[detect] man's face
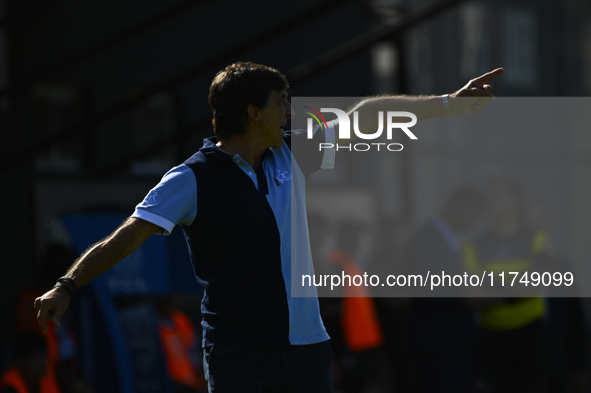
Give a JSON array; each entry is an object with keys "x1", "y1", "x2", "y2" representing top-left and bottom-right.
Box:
[
  {"x1": 487, "y1": 183, "x2": 519, "y2": 219},
  {"x1": 258, "y1": 89, "x2": 292, "y2": 148},
  {"x1": 457, "y1": 207, "x2": 485, "y2": 233}
]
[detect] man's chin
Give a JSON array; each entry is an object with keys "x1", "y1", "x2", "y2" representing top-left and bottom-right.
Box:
[
  {"x1": 275, "y1": 130, "x2": 285, "y2": 147},
  {"x1": 273, "y1": 139, "x2": 284, "y2": 148}
]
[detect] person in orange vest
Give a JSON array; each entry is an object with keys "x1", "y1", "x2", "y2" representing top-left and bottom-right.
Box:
[
  {"x1": 155, "y1": 297, "x2": 206, "y2": 393},
  {"x1": 0, "y1": 332, "x2": 61, "y2": 393},
  {"x1": 329, "y1": 219, "x2": 391, "y2": 393}
]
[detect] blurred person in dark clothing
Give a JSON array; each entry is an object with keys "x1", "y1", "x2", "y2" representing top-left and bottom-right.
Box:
[
  {"x1": 0, "y1": 332, "x2": 60, "y2": 393},
  {"x1": 15, "y1": 246, "x2": 91, "y2": 393},
  {"x1": 463, "y1": 178, "x2": 550, "y2": 393},
  {"x1": 409, "y1": 187, "x2": 487, "y2": 393},
  {"x1": 370, "y1": 216, "x2": 419, "y2": 393},
  {"x1": 17, "y1": 245, "x2": 76, "y2": 349}
]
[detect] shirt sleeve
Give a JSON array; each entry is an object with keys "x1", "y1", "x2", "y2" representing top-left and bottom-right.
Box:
[
  {"x1": 131, "y1": 164, "x2": 197, "y2": 235},
  {"x1": 287, "y1": 120, "x2": 336, "y2": 178}
]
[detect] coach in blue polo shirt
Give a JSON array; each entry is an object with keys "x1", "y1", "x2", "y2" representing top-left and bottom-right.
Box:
[{"x1": 35, "y1": 62, "x2": 503, "y2": 393}]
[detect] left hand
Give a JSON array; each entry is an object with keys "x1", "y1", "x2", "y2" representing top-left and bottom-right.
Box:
[
  {"x1": 34, "y1": 287, "x2": 71, "y2": 334},
  {"x1": 450, "y1": 67, "x2": 504, "y2": 114}
]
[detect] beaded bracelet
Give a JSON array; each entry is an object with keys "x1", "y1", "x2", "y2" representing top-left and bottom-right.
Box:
[
  {"x1": 54, "y1": 282, "x2": 74, "y2": 297},
  {"x1": 56, "y1": 276, "x2": 78, "y2": 297}
]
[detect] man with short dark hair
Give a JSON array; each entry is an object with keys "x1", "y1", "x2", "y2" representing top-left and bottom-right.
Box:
[
  {"x1": 209, "y1": 62, "x2": 290, "y2": 141},
  {"x1": 35, "y1": 62, "x2": 503, "y2": 392}
]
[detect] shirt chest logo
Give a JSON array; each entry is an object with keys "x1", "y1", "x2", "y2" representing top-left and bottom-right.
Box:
[{"x1": 274, "y1": 170, "x2": 291, "y2": 184}]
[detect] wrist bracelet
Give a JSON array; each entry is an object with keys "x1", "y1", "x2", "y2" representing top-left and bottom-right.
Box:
[
  {"x1": 57, "y1": 277, "x2": 78, "y2": 296},
  {"x1": 442, "y1": 94, "x2": 452, "y2": 116},
  {"x1": 54, "y1": 283, "x2": 74, "y2": 297}
]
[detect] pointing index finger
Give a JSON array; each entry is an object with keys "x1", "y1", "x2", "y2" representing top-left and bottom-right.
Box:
[{"x1": 472, "y1": 68, "x2": 504, "y2": 85}]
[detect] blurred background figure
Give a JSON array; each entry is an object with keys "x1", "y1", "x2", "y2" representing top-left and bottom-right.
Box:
[
  {"x1": 154, "y1": 296, "x2": 206, "y2": 393},
  {"x1": 13, "y1": 245, "x2": 91, "y2": 393},
  {"x1": 308, "y1": 212, "x2": 336, "y2": 286},
  {"x1": 329, "y1": 219, "x2": 391, "y2": 393},
  {"x1": 409, "y1": 186, "x2": 487, "y2": 393},
  {"x1": 369, "y1": 216, "x2": 418, "y2": 393},
  {"x1": 307, "y1": 212, "x2": 346, "y2": 392},
  {"x1": 463, "y1": 178, "x2": 550, "y2": 393},
  {"x1": 0, "y1": 331, "x2": 59, "y2": 393}
]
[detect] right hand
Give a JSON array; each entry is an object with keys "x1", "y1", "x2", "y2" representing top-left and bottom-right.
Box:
[
  {"x1": 34, "y1": 287, "x2": 71, "y2": 334},
  {"x1": 451, "y1": 67, "x2": 504, "y2": 114}
]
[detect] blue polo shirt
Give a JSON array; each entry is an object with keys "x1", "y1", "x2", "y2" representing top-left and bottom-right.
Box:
[{"x1": 133, "y1": 125, "x2": 335, "y2": 347}]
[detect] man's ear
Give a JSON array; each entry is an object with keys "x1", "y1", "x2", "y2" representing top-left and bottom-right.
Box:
[{"x1": 247, "y1": 104, "x2": 260, "y2": 126}]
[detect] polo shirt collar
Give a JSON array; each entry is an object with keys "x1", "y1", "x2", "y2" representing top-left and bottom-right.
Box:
[
  {"x1": 200, "y1": 136, "x2": 232, "y2": 160},
  {"x1": 200, "y1": 136, "x2": 275, "y2": 161}
]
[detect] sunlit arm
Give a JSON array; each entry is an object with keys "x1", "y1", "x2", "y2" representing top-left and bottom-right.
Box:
[
  {"x1": 65, "y1": 217, "x2": 159, "y2": 287},
  {"x1": 34, "y1": 217, "x2": 159, "y2": 333},
  {"x1": 337, "y1": 67, "x2": 504, "y2": 144}
]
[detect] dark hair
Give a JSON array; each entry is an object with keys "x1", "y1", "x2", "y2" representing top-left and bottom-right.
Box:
[
  {"x1": 443, "y1": 186, "x2": 486, "y2": 217},
  {"x1": 209, "y1": 62, "x2": 289, "y2": 140},
  {"x1": 489, "y1": 177, "x2": 524, "y2": 204},
  {"x1": 488, "y1": 176, "x2": 526, "y2": 219},
  {"x1": 441, "y1": 186, "x2": 487, "y2": 232},
  {"x1": 14, "y1": 332, "x2": 47, "y2": 360}
]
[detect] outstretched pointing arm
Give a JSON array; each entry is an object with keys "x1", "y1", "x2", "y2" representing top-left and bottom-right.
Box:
[
  {"x1": 34, "y1": 217, "x2": 159, "y2": 333},
  {"x1": 338, "y1": 67, "x2": 504, "y2": 143}
]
